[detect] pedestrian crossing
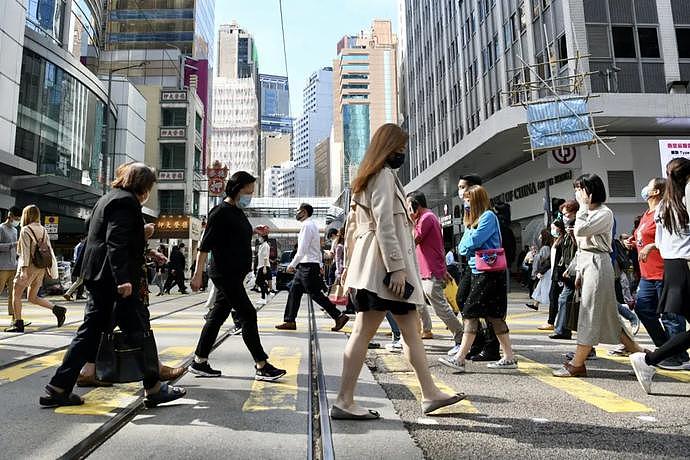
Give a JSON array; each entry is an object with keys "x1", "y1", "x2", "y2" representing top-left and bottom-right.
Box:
[{"x1": 242, "y1": 346, "x2": 302, "y2": 412}]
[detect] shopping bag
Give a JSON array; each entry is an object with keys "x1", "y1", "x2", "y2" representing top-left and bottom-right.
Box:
[
  {"x1": 444, "y1": 279, "x2": 460, "y2": 314},
  {"x1": 96, "y1": 329, "x2": 159, "y2": 383},
  {"x1": 328, "y1": 282, "x2": 349, "y2": 305}
]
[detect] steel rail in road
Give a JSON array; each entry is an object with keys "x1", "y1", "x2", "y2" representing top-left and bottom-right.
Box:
[{"x1": 307, "y1": 295, "x2": 336, "y2": 460}]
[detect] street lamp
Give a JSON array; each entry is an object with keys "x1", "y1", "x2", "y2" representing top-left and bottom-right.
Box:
[{"x1": 102, "y1": 61, "x2": 148, "y2": 194}]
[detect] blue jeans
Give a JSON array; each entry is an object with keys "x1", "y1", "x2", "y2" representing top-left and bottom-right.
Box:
[
  {"x1": 635, "y1": 279, "x2": 668, "y2": 347},
  {"x1": 617, "y1": 303, "x2": 637, "y2": 322},
  {"x1": 386, "y1": 312, "x2": 400, "y2": 342},
  {"x1": 554, "y1": 285, "x2": 573, "y2": 336},
  {"x1": 662, "y1": 312, "x2": 689, "y2": 362}
]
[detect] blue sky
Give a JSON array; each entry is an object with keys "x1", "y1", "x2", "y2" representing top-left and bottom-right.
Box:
[{"x1": 214, "y1": 0, "x2": 398, "y2": 117}]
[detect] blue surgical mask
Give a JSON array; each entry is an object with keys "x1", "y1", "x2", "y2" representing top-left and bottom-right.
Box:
[
  {"x1": 11, "y1": 220, "x2": 19, "y2": 228},
  {"x1": 641, "y1": 186, "x2": 650, "y2": 201},
  {"x1": 237, "y1": 194, "x2": 252, "y2": 208},
  {"x1": 551, "y1": 230, "x2": 560, "y2": 238}
]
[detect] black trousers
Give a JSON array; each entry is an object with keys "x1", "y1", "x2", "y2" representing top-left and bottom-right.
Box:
[
  {"x1": 548, "y1": 279, "x2": 563, "y2": 325},
  {"x1": 50, "y1": 279, "x2": 159, "y2": 392},
  {"x1": 164, "y1": 268, "x2": 186, "y2": 293},
  {"x1": 195, "y1": 275, "x2": 268, "y2": 363},
  {"x1": 284, "y1": 263, "x2": 342, "y2": 322},
  {"x1": 255, "y1": 267, "x2": 270, "y2": 299}
]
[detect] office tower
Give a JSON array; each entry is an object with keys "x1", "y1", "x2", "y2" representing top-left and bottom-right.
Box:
[{"x1": 332, "y1": 20, "x2": 398, "y2": 191}]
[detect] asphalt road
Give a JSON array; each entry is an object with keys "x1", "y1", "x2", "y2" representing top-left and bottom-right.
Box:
[{"x1": 1, "y1": 287, "x2": 688, "y2": 459}]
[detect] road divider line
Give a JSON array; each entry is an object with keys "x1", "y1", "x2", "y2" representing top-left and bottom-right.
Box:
[
  {"x1": 594, "y1": 348, "x2": 690, "y2": 383},
  {"x1": 243, "y1": 346, "x2": 301, "y2": 412},
  {"x1": 57, "y1": 347, "x2": 192, "y2": 416},
  {"x1": 0, "y1": 350, "x2": 66, "y2": 386},
  {"x1": 517, "y1": 356, "x2": 653, "y2": 413}
]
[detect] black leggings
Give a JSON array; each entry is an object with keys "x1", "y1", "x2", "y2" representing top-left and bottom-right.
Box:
[
  {"x1": 195, "y1": 275, "x2": 268, "y2": 363},
  {"x1": 646, "y1": 331, "x2": 690, "y2": 366}
]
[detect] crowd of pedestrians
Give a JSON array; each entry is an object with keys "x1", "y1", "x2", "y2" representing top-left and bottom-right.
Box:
[{"x1": 0, "y1": 124, "x2": 684, "y2": 415}]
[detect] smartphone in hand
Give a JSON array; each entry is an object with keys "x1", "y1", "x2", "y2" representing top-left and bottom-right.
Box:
[{"x1": 383, "y1": 272, "x2": 415, "y2": 300}]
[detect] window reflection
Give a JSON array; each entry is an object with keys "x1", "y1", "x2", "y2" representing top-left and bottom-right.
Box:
[
  {"x1": 26, "y1": 0, "x2": 66, "y2": 46},
  {"x1": 15, "y1": 49, "x2": 110, "y2": 191}
]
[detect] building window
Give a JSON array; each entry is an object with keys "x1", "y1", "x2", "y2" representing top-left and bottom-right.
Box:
[
  {"x1": 15, "y1": 48, "x2": 106, "y2": 189},
  {"x1": 194, "y1": 146, "x2": 201, "y2": 172},
  {"x1": 558, "y1": 35, "x2": 568, "y2": 65},
  {"x1": 159, "y1": 190, "x2": 185, "y2": 215},
  {"x1": 638, "y1": 28, "x2": 660, "y2": 58},
  {"x1": 160, "y1": 143, "x2": 186, "y2": 170},
  {"x1": 162, "y1": 108, "x2": 187, "y2": 126},
  {"x1": 678, "y1": 29, "x2": 690, "y2": 58},
  {"x1": 26, "y1": 0, "x2": 66, "y2": 46},
  {"x1": 195, "y1": 113, "x2": 202, "y2": 134},
  {"x1": 612, "y1": 27, "x2": 636, "y2": 58}
]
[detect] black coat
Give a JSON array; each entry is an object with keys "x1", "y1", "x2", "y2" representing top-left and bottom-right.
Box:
[
  {"x1": 81, "y1": 188, "x2": 145, "y2": 287},
  {"x1": 169, "y1": 248, "x2": 185, "y2": 271}
]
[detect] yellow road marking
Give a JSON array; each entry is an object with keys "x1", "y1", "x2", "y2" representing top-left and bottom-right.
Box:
[
  {"x1": 243, "y1": 346, "x2": 301, "y2": 412},
  {"x1": 517, "y1": 356, "x2": 653, "y2": 413},
  {"x1": 57, "y1": 347, "x2": 192, "y2": 415},
  {"x1": 377, "y1": 352, "x2": 478, "y2": 414},
  {"x1": 594, "y1": 348, "x2": 690, "y2": 383},
  {"x1": 0, "y1": 350, "x2": 66, "y2": 386}
]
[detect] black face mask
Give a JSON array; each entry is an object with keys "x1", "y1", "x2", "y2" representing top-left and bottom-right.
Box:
[
  {"x1": 386, "y1": 152, "x2": 406, "y2": 169},
  {"x1": 295, "y1": 211, "x2": 304, "y2": 221}
]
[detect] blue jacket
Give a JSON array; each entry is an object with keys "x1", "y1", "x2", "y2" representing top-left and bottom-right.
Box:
[{"x1": 458, "y1": 211, "x2": 502, "y2": 274}]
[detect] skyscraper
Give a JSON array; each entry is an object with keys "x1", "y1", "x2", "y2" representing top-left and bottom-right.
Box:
[
  {"x1": 212, "y1": 22, "x2": 260, "y2": 178},
  {"x1": 291, "y1": 67, "x2": 334, "y2": 196},
  {"x1": 332, "y1": 20, "x2": 398, "y2": 191},
  {"x1": 260, "y1": 74, "x2": 292, "y2": 133}
]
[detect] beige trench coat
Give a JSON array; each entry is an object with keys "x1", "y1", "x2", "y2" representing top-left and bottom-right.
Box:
[{"x1": 343, "y1": 167, "x2": 425, "y2": 306}]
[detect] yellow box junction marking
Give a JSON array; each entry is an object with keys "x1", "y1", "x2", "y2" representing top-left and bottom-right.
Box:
[
  {"x1": 517, "y1": 356, "x2": 653, "y2": 413},
  {"x1": 378, "y1": 352, "x2": 478, "y2": 414},
  {"x1": 57, "y1": 347, "x2": 192, "y2": 415},
  {"x1": 594, "y1": 348, "x2": 690, "y2": 383},
  {"x1": 242, "y1": 346, "x2": 301, "y2": 412},
  {"x1": 0, "y1": 350, "x2": 66, "y2": 386}
]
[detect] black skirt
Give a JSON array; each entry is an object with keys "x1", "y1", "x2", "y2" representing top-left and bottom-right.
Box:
[
  {"x1": 462, "y1": 271, "x2": 508, "y2": 319},
  {"x1": 456, "y1": 261, "x2": 472, "y2": 308},
  {"x1": 348, "y1": 288, "x2": 417, "y2": 315},
  {"x1": 659, "y1": 259, "x2": 690, "y2": 318}
]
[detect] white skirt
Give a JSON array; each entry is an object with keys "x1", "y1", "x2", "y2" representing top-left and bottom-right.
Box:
[{"x1": 531, "y1": 269, "x2": 552, "y2": 305}]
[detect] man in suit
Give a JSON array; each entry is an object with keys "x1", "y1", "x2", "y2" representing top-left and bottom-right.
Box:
[
  {"x1": 40, "y1": 162, "x2": 186, "y2": 408},
  {"x1": 275, "y1": 203, "x2": 349, "y2": 331},
  {"x1": 163, "y1": 244, "x2": 188, "y2": 294}
]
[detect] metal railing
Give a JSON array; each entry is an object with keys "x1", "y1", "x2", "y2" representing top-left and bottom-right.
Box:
[{"x1": 307, "y1": 295, "x2": 336, "y2": 460}]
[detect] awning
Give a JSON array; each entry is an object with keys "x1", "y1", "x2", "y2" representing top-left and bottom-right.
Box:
[{"x1": 10, "y1": 175, "x2": 102, "y2": 208}]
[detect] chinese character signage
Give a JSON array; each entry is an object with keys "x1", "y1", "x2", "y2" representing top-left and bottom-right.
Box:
[
  {"x1": 153, "y1": 215, "x2": 191, "y2": 239},
  {"x1": 158, "y1": 171, "x2": 185, "y2": 181},
  {"x1": 659, "y1": 140, "x2": 690, "y2": 177},
  {"x1": 160, "y1": 91, "x2": 187, "y2": 102},
  {"x1": 160, "y1": 128, "x2": 186, "y2": 139},
  {"x1": 207, "y1": 160, "x2": 229, "y2": 197}
]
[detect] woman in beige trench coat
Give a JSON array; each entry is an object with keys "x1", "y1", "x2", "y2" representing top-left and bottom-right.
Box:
[{"x1": 331, "y1": 124, "x2": 465, "y2": 420}]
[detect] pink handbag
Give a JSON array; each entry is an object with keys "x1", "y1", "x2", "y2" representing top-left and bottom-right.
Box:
[{"x1": 474, "y1": 213, "x2": 507, "y2": 273}]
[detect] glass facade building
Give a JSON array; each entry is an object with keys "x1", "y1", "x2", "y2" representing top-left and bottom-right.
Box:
[
  {"x1": 260, "y1": 74, "x2": 292, "y2": 133},
  {"x1": 342, "y1": 104, "x2": 370, "y2": 186},
  {"x1": 15, "y1": 49, "x2": 107, "y2": 190},
  {"x1": 105, "y1": 0, "x2": 215, "y2": 62}
]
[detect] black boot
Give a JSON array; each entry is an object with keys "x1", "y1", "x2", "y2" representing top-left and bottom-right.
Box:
[
  {"x1": 5, "y1": 319, "x2": 24, "y2": 333},
  {"x1": 473, "y1": 322, "x2": 501, "y2": 361},
  {"x1": 467, "y1": 325, "x2": 487, "y2": 359},
  {"x1": 53, "y1": 305, "x2": 67, "y2": 327}
]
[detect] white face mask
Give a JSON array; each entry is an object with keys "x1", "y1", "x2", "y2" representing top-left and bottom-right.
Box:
[{"x1": 11, "y1": 219, "x2": 19, "y2": 228}]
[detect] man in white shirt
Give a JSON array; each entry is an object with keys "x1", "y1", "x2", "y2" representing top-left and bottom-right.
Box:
[{"x1": 276, "y1": 203, "x2": 349, "y2": 331}]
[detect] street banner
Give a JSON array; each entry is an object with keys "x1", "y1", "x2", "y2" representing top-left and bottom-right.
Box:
[{"x1": 659, "y1": 140, "x2": 690, "y2": 177}]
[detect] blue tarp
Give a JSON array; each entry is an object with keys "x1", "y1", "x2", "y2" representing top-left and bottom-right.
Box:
[{"x1": 526, "y1": 97, "x2": 593, "y2": 151}]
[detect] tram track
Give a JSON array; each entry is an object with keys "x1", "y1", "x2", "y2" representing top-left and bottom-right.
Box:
[{"x1": 0, "y1": 295, "x2": 208, "y2": 372}]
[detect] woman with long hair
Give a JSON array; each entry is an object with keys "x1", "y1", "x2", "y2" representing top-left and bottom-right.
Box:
[
  {"x1": 631, "y1": 159, "x2": 690, "y2": 393},
  {"x1": 439, "y1": 185, "x2": 517, "y2": 371},
  {"x1": 553, "y1": 173, "x2": 644, "y2": 377},
  {"x1": 333, "y1": 123, "x2": 464, "y2": 419},
  {"x1": 6, "y1": 205, "x2": 64, "y2": 332}
]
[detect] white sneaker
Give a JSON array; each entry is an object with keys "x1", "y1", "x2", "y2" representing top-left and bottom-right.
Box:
[
  {"x1": 630, "y1": 352, "x2": 656, "y2": 394},
  {"x1": 385, "y1": 340, "x2": 402, "y2": 352},
  {"x1": 487, "y1": 357, "x2": 518, "y2": 369},
  {"x1": 438, "y1": 356, "x2": 465, "y2": 372},
  {"x1": 447, "y1": 344, "x2": 462, "y2": 356}
]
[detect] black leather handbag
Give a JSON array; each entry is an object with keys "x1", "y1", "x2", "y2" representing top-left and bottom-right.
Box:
[{"x1": 96, "y1": 328, "x2": 159, "y2": 383}]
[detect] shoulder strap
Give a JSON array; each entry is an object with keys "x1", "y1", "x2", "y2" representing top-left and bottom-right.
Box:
[
  {"x1": 26, "y1": 226, "x2": 42, "y2": 244},
  {"x1": 492, "y1": 212, "x2": 503, "y2": 247}
]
